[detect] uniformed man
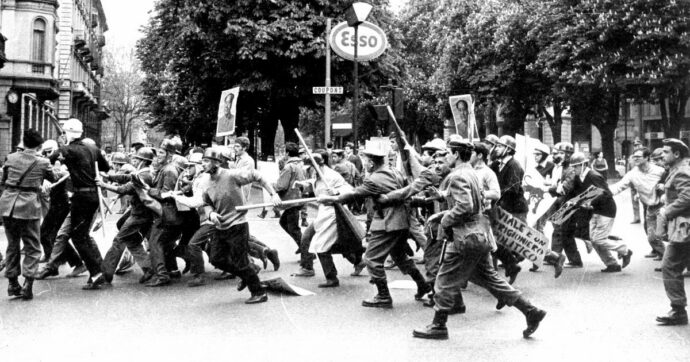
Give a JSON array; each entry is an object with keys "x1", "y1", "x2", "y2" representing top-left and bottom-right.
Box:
[
  {"x1": 656, "y1": 138, "x2": 690, "y2": 326},
  {"x1": 412, "y1": 136, "x2": 546, "y2": 340},
  {"x1": 318, "y1": 142, "x2": 431, "y2": 308},
  {"x1": 51, "y1": 118, "x2": 110, "y2": 290},
  {"x1": 1, "y1": 129, "x2": 58, "y2": 299}
]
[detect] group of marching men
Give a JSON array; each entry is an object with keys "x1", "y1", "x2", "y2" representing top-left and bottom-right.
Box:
[{"x1": 2, "y1": 116, "x2": 690, "y2": 339}]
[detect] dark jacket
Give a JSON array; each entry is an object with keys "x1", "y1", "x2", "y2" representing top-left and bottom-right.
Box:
[
  {"x1": 274, "y1": 157, "x2": 306, "y2": 203},
  {"x1": 577, "y1": 169, "x2": 617, "y2": 218},
  {"x1": 109, "y1": 167, "x2": 155, "y2": 220},
  {"x1": 51, "y1": 139, "x2": 110, "y2": 191},
  {"x1": 0, "y1": 150, "x2": 58, "y2": 219},
  {"x1": 492, "y1": 157, "x2": 528, "y2": 214}
]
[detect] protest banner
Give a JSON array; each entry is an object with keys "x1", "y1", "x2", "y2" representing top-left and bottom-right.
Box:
[
  {"x1": 216, "y1": 87, "x2": 240, "y2": 137},
  {"x1": 493, "y1": 207, "x2": 549, "y2": 264}
]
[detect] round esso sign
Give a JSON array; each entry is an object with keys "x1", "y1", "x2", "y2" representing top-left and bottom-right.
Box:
[{"x1": 329, "y1": 21, "x2": 388, "y2": 62}]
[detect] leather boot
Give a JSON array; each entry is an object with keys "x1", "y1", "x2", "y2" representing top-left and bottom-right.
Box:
[
  {"x1": 409, "y1": 268, "x2": 432, "y2": 301},
  {"x1": 8, "y1": 277, "x2": 21, "y2": 297},
  {"x1": 656, "y1": 307, "x2": 689, "y2": 326},
  {"x1": 514, "y1": 297, "x2": 547, "y2": 338},
  {"x1": 412, "y1": 311, "x2": 449, "y2": 340},
  {"x1": 505, "y1": 263, "x2": 521, "y2": 285},
  {"x1": 448, "y1": 294, "x2": 466, "y2": 315},
  {"x1": 362, "y1": 279, "x2": 393, "y2": 308},
  {"x1": 20, "y1": 278, "x2": 34, "y2": 300},
  {"x1": 244, "y1": 274, "x2": 268, "y2": 304},
  {"x1": 257, "y1": 209, "x2": 268, "y2": 219}
]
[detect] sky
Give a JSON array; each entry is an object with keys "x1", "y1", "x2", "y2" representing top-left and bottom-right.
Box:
[{"x1": 101, "y1": 0, "x2": 408, "y2": 50}]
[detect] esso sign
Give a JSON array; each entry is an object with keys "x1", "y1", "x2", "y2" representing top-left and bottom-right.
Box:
[{"x1": 329, "y1": 21, "x2": 388, "y2": 62}]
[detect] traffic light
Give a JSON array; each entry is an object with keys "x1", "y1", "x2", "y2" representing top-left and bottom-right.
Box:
[{"x1": 393, "y1": 88, "x2": 404, "y2": 120}]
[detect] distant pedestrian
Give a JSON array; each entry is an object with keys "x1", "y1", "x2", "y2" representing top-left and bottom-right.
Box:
[{"x1": 592, "y1": 151, "x2": 609, "y2": 175}]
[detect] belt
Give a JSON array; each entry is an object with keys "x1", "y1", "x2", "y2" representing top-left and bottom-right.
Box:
[
  {"x1": 5, "y1": 185, "x2": 40, "y2": 192},
  {"x1": 73, "y1": 187, "x2": 98, "y2": 193}
]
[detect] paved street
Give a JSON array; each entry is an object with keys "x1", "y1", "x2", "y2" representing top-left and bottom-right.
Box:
[{"x1": 1, "y1": 190, "x2": 689, "y2": 362}]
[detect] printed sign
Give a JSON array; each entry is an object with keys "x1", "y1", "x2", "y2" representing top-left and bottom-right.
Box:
[
  {"x1": 493, "y1": 207, "x2": 549, "y2": 264},
  {"x1": 216, "y1": 87, "x2": 239, "y2": 137},
  {"x1": 329, "y1": 21, "x2": 388, "y2": 62}
]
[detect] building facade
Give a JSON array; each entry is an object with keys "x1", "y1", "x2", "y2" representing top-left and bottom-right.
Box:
[{"x1": 0, "y1": 0, "x2": 107, "y2": 162}]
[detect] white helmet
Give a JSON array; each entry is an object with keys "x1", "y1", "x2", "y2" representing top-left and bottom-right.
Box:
[
  {"x1": 42, "y1": 139, "x2": 58, "y2": 153},
  {"x1": 82, "y1": 138, "x2": 96, "y2": 147},
  {"x1": 62, "y1": 118, "x2": 83, "y2": 134}
]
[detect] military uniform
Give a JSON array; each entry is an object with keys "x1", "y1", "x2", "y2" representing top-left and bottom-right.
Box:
[{"x1": 1, "y1": 149, "x2": 57, "y2": 280}]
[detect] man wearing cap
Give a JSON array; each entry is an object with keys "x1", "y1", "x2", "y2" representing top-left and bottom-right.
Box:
[
  {"x1": 144, "y1": 138, "x2": 184, "y2": 286},
  {"x1": 655, "y1": 138, "x2": 690, "y2": 326},
  {"x1": 610, "y1": 147, "x2": 666, "y2": 262},
  {"x1": 412, "y1": 136, "x2": 546, "y2": 340},
  {"x1": 97, "y1": 147, "x2": 156, "y2": 283},
  {"x1": 1, "y1": 129, "x2": 59, "y2": 299},
  {"x1": 50, "y1": 118, "x2": 110, "y2": 290},
  {"x1": 195, "y1": 147, "x2": 281, "y2": 303},
  {"x1": 344, "y1": 142, "x2": 363, "y2": 175},
  {"x1": 332, "y1": 149, "x2": 359, "y2": 186},
  {"x1": 318, "y1": 142, "x2": 431, "y2": 308},
  {"x1": 569, "y1": 152, "x2": 632, "y2": 272}
]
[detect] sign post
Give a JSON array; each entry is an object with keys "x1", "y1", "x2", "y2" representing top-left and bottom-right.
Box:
[{"x1": 325, "y1": 18, "x2": 332, "y2": 146}]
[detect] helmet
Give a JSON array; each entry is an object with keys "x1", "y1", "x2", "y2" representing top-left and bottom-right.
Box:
[
  {"x1": 219, "y1": 146, "x2": 234, "y2": 161},
  {"x1": 569, "y1": 152, "x2": 587, "y2": 166},
  {"x1": 497, "y1": 135, "x2": 516, "y2": 151},
  {"x1": 159, "y1": 137, "x2": 182, "y2": 155},
  {"x1": 42, "y1": 139, "x2": 58, "y2": 154},
  {"x1": 484, "y1": 134, "x2": 499, "y2": 146},
  {"x1": 134, "y1": 147, "x2": 154, "y2": 162},
  {"x1": 172, "y1": 154, "x2": 188, "y2": 170},
  {"x1": 62, "y1": 118, "x2": 83, "y2": 134},
  {"x1": 186, "y1": 152, "x2": 203, "y2": 165},
  {"x1": 202, "y1": 147, "x2": 223, "y2": 162},
  {"x1": 533, "y1": 142, "x2": 550, "y2": 155},
  {"x1": 555, "y1": 142, "x2": 574, "y2": 154},
  {"x1": 111, "y1": 152, "x2": 128, "y2": 164},
  {"x1": 82, "y1": 138, "x2": 96, "y2": 147}
]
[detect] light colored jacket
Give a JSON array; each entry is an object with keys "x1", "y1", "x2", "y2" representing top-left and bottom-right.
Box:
[{"x1": 0, "y1": 150, "x2": 57, "y2": 219}]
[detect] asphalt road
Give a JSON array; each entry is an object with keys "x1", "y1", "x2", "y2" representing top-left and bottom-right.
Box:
[{"x1": 1, "y1": 190, "x2": 689, "y2": 362}]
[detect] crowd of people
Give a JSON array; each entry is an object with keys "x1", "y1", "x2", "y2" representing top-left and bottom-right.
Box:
[{"x1": 1, "y1": 117, "x2": 689, "y2": 341}]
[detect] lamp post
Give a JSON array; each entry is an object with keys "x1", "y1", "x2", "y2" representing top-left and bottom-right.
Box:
[{"x1": 345, "y1": 2, "x2": 372, "y2": 149}]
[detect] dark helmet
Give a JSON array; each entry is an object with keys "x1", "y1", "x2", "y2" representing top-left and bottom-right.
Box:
[
  {"x1": 159, "y1": 137, "x2": 182, "y2": 155},
  {"x1": 111, "y1": 152, "x2": 128, "y2": 165},
  {"x1": 555, "y1": 142, "x2": 574, "y2": 154},
  {"x1": 134, "y1": 147, "x2": 154, "y2": 162},
  {"x1": 203, "y1": 147, "x2": 223, "y2": 162}
]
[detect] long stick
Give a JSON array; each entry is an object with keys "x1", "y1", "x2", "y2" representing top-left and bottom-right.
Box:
[
  {"x1": 52, "y1": 174, "x2": 70, "y2": 187},
  {"x1": 235, "y1": 197, "x2": 318, "y2": 211},
  {"x1": 94, "y1": 162, "x2": 107, "y2": 240},
  {"x1": 294, "y1": 128, "x2": 329, "y2": 186}
]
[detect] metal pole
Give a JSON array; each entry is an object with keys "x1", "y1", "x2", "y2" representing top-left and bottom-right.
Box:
[
  {"x1": 325, "y1": 18, "x2": 332, "y2": 146},
  {"x1": 353, "y1": 25, "x2": 359, "y2": 149}
]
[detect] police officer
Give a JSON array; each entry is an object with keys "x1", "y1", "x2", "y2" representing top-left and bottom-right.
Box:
[
  {"x1": 51, "y1": 118, "x2": 110, "y2": 290},
  {"x1": 412, "y1": 136, "x2": 546, "y2": 340},
  {"x1": 1, "y1": 129, "x2": 58, "y2": 299}
]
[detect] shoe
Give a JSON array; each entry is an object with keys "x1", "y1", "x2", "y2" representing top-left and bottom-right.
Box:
[
  {"x1": 214, "y1": 271, "x2": 236, "y2": 280},
  {"x1": 644, "y1": 251, "x2": 658, "y2": 258},
  {"x1": 67, "y1": 265, "x2": 88, "y2": 278},
  {"x1": 496, "y1": 301, "x2": 506, "y2": 310},
  {"x1": 414, "y1": 281, "x2": 432, "y2": 301},
  {"x1": 187, "y1": 275, "x2": 206, "y2": 287},
  {"x1": 8, "y1": 278, "x2": 22, "y2": 297},
  {"x1": 565, "y1": 262, "x2": 583, "y2": 268},
  {"x1": 620, "y1": 250, "x2": 633, "y2": 269},
  {"x1": 631, "y1": 219, "x2": 641, "y2": 224},
  {"x1": 169, "y1": 270, "x2": 182, "y2": 279},
  {"x1": 523, "y1": 308, "x2": 547, "y2": 338},
  {"x1": 237, "y1": 279, "x2": 247, "y2": 291},
  {"x1": 656, "y1": 308, "x2": 688, "y2": 326},
  {"x1": 362, "y1": 280, "x2": 393, "y2": 308},
  {"x1": 139, "y1": 268, "x2": 155, "y2": 284},
  {"x1": 601, "y1": 264, "x2": 622, "y2": 273},
  {"x1": 20, "y1": 278, "x2": 34, "y2": 300},
  {"x1": 653, "y1": 255, "x2": 663, "y2": 261},
  {"x1": 412, "y1": 312, "x2": 448, "y2": 340},
  {"x1": 272, "y1": 211, "x2": 281, "y2": 218},
  {"x1": 146, "y1": 277, "x2": 171, "y2": 287},
  {"x1": 291, "y1": 268, "x2": 315, "y2": 277},
  {"x1": 36, "y1": 268, "x2": 59, "y2": 280},
  {"x1": 505, "y1": 264, "x2": 521, "y2": 285},
  {"x1": 257, "y1": 209, "x2": 268, "y2": 219},
  {"x1": 245, "y1": 291, "x2": 268, "y2": 304},
  {"x1": 554, "y1": 254, "x2": 566, "y2": 279},
  {"x1": 448, "y1": 304, "x2": 466, "y2": 315},
  {"x1": 529, "y1": 264, "x2": 539, "y2": 272},
  {"x1": 265, "y1": 249, "x2": 280, "y2": 271},
  {"x1": 82, "y1": 274, "x2": 107, "y2": 290},
  {"x1": 318, "y1": 279, "x2": 340, "y2": 288},
  {"x1": 351, "y1": 261, "x2": 366, "y2": 276}
]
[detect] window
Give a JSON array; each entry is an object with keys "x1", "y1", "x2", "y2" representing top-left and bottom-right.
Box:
[{"x1": 32, "y1": 18, "x2": 46, "y2": 63}]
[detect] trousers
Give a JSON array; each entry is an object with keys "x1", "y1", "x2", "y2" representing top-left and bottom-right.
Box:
[
  {"x1": 365, "y1": 229, "x2": 416, "y2": 281},
  {"x1": 644, "y1": 204, "x2": 665, "y2": 256},
  {"x1": 102, "y1": 213, "x2": 152, "y2": 277},
  {"x1": 662, "y1": 242, "x2": 690, "y2": 308},
  {"x1": 279, "y1": 207, "x2": 302, "y2": 248},
  {"x1": 208, "y1": 223, "x2": 262, "y2": 294},
  {"x1": 69, "y1": 192, "x2": 103, "y2": 275},
  {"x1": 590, "y1": 214, "x2": 628, "y2": 266},
  {"x1": 3, "y1": 218, "x2": 41, "y2": 279}
]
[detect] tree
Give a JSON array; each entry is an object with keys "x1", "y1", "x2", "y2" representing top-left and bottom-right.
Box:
[
  {"x1": 137, "y1": 0, "x2": 401, "y2": 157},
  {"x1": 101, "y1": 47, "x2": 146, "y2": 149}
]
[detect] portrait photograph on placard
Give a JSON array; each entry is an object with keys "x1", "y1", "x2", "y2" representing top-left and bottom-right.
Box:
[
  {"x1": 216, "y1": 87, "x2": 240, "y2": 137},
  {"x1": 448, "y1": 94, "x2": 476, "y2": 139}
]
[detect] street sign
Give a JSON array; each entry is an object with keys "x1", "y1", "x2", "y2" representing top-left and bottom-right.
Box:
[
  {"x1": 329, "y1": 21, "x2": 388, "y2": 62},
  {"x1": 312, "y1": 86, "x2": 343, "y2": 94}
]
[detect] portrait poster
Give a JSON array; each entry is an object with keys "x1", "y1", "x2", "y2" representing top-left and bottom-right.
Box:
[
  {"x1": 216, "y1": 87, "x2": 240, "y2": 137},
  {"x1": 448, "y1": 94, "x2": 478, "y2": 141}
]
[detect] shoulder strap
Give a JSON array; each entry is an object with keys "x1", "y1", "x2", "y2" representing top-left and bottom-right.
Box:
[{"x1": 17, "y1": 159, "x2": 40, "y2": 187}]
